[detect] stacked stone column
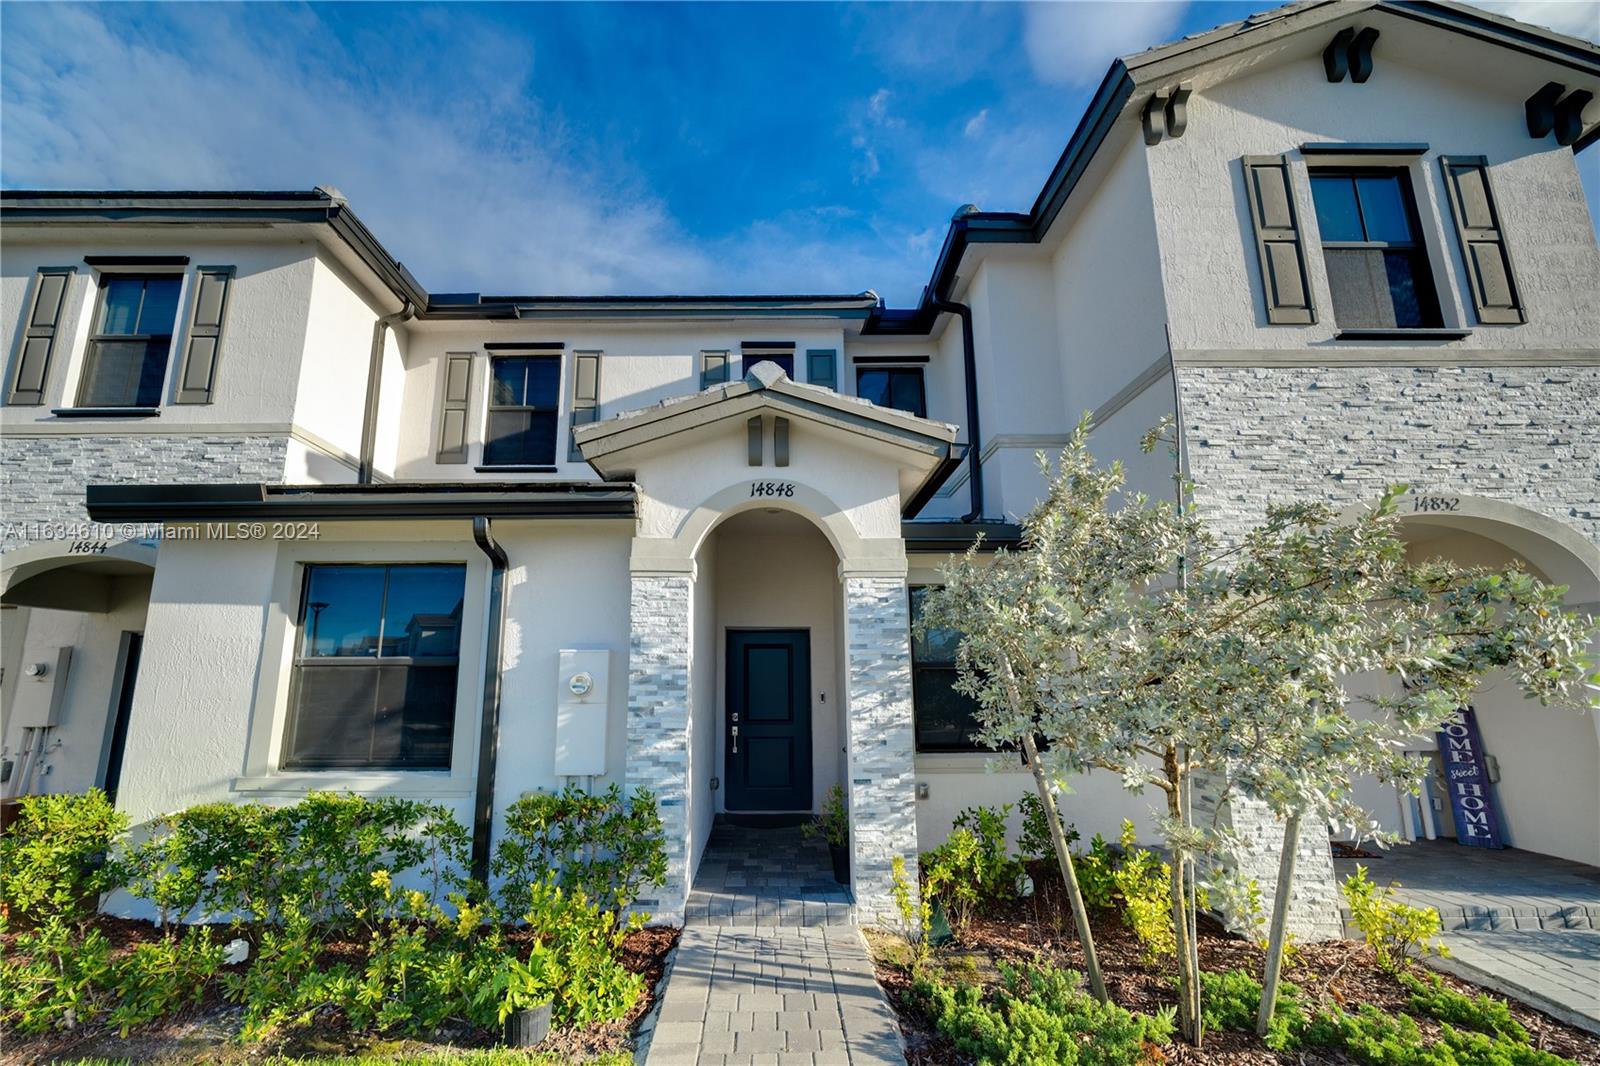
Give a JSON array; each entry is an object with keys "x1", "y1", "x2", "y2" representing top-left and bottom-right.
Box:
[
  {"x1": 625, "y1": 571, "x2": 694, "y2": 925},
  {"x1": 841, "y1": 574, "x2": 921, "y2": 925}
]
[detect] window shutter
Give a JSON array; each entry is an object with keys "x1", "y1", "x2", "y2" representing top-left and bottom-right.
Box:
[
  {"x1": 806, "y1": 348, "x2": 837, "y2": 389},
  {"x1": 700, "y1": 350, "x2": 729, "y2": 389},
  {"x1": 8, "y1": 267, "x2": 75, "y2": 405},
  {"x1": 435, "y1": 353, "x2": 473, "y2": 464},
  {"x1": 174, "y1": 267, "x2": 233, "y2": 403},
  {"x1": 1439, "y1": 157, "x2": 1525, "y2": 325},
  {"x1": 1242, "y1": 156, "x2": 1315, "y2": 325},
  {"x1": 568, "y1": 350, "x2": 601, "y2": 461}
]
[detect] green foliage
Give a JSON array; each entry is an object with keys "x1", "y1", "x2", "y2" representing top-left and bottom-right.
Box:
[
  {"x1": 953, "y1": 803, "x2": 1025, "y2": 895},
  {"x1": 127, "y1": 792, "x2": 469, "y2": 930},
  {"x1": 1073, "y1": 832, "x2": 1119, "y2": 911},
  {"x1": 1400, "y1": 972, "x2": 1528, "y2": 1043},
  {"x1": 922, "y1": 830, "x2": 985, "y2": 934},
  {"x1": 1107, "y1": 823, "x2": 1173, "y2": 963},
  {"x1": 0, "y1": 916, "x2": 115, "y2": 1033},
  {"x1": 913, "y1": 962, "x2": 1172, "y2": 1065},
  {"x1": 107, "y1": 927, "x2": 226, "y2": 1035},
  {"x1": 1343, "y1": 867, "x2": 1448, "y2": 973},
  {"x1": 492, "y1": 783, "x2": 667, "y2": 916},
  {"x1": 1016, "y1": 792, "x2": 1077, "y2": 863},
  {"x1": 0, "y1": 790, "x2": 127, "y2": 926},
  {"x1": 803, "y1": 785, "x2": 849, "y2": 848},
  {"x1": 1197, "y1": 968, "x2": 1305, "y2": 1051},
  {"x1": 1305, "y1": 1005, "x2": 1574, "y2": 1066},
  {"x1": 890, "y1": 855, "x2": 932, "y2": 969}
]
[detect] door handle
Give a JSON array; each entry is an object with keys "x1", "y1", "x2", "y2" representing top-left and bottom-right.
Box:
[{"x1": 731, "y1": 725, "x2": 739, "y2": 755}]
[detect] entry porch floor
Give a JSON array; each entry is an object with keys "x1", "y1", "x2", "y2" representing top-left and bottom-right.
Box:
[
  {"x1": 1332, "y1": 838, "x2": 1600, "y2": 931},
  {"x1": 686, "y1": 822, "x2": 855, "y2": 928}
]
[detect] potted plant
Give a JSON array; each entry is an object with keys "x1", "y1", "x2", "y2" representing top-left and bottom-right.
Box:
[{"x1": 804, "y1": 785, "x2": 850, "y2": 884}]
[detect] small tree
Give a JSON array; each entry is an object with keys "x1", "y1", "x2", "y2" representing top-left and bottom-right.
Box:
[{"x1": 924, "y1": 418, "x2": 1597, "y2": 1045}]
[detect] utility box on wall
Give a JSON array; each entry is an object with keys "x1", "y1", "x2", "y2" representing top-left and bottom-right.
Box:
[{"x1": 554, "y1": 648, "x2": 609, "y2": 776}]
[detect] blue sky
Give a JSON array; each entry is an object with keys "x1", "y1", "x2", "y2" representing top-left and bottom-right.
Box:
[{"x1": 3, "y1": 1, "x2": 1596, "y2": 306}]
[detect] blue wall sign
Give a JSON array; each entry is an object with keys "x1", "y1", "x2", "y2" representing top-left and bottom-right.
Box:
[{"x1": 1436, "y1": 706, "x2": 1503, "y2": 849}]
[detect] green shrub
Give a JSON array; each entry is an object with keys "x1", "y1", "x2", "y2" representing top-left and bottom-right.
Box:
[
  {"x1": 492, "y1": 783, "x2": 667, "y2": 916},
  {"x1": 803, "y1": 785, "x2": 849, "y2": 848},
  {"x1": 1198, "y1": 968, "x2": 1305, "y2": 1051},
  {"x1": 127, "y1": 792, "x2": 469, "y2": 930},
  {"x1": 0, "y1": 916, "x2": 115, "y2": 1032},
  {"x1": 913, "y1": 962, "x2": 1172, "y2": 1065},
  {"x1": 1108, "y1": 823, "x2": 1173, "y2": 963},
  {"x1": 890, "y1": 855, "x2": 932, "y2": 968},
  {"x1": 922, "y1": 829, "x2": 985, "y2": 933},
  {"x1": 1343, "y1": 866, "x2": 1448, "y2": 973},
  {"x1": 1400, "y1": 972, "x2": 1528, "y2": 1043},
  {"x1": 952, "y1": 803, "x2": 1024, "y2": 897},
  {"x1": 0, "y1": 790, "x2": 127, "y2": 926},
  {"x1": 1305, "y1": 1005, "x2": 1573, "y2": 1065},
  {"x1": 1016, "y1": 793, "x2": 1077, "y2": 864},
  {"x1": 1073, "y1": 831, "x2": 1120, "y2": 911},
  {"x1": 107, "y1": 927, "x2": 226, "y2": 1035}
]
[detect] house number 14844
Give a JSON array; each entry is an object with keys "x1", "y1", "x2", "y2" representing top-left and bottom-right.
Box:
[{"x1": 749, "y1": 480, "x2": 795, "y2": 498}]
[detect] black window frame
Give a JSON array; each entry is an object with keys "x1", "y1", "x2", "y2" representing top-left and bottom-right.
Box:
[
  {"x1": 1308, "y1": 167, "x2": 1443, "y2": 329},
  {"x1": 77, "y1": 272, "x2": 183, "y2": 408},
  {"x1": 282, "y1": 562, "x2": 467, "y2": 771},
  {"x1": 483, "y1": 353, "x2": 562, "y2": 467},
  {"x1": 856, "y1": 366, "x2": 927, "y2": 419},
  {"x1": 908, "y1": 585, "x2": 988, "y2": 754}
]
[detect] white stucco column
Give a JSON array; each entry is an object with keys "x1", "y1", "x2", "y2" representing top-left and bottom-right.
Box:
[
  {"x1": 841, "y1": 571, "x2": 920, "y2": 924},
  {"x1": 625, "y1": 568, "x2": 694, "y2": 925}
]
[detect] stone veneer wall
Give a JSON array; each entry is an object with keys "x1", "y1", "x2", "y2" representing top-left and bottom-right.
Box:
[
  {"x1": 841, "y1": 575, "x2": 921, "y2": 925},
  {"x1": 1177, "y1": 362, "x2": 1600, "y2": 940},
  {"x1": 625, "y1": 573, "x2": 693, "y2": 925},
  {"x1": 0, "y1": 434, "x2": 291, "y2": 550}
]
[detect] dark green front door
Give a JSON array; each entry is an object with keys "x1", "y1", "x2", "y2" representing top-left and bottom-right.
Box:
[{"x1": 725, "y1": 629, "x2": 811, "y2": 812}]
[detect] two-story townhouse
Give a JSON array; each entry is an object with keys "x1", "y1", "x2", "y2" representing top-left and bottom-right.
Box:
[{"x1": 2, "y1": 0, "x2": 1596, "y2": 930}]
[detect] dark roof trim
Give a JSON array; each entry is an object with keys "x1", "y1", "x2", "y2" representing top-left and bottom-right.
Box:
[
  {"x1": 83, "y1": 254, "x2": 190, "y2": 267},
  {"x1": 423, "y1": 293, "x2": 882, "y2": 322},
  {"x1": 86, "y1": 481, "x2": 637, "y2": 521},
  {"x1": 901, "y1": 448, "x2": 967, "y2": 519},
  {"x1": 901, "y1": 520, "x2": 1023, "y2": 552},
  {"x1": 2, "y1": 189, "x2": 427, "y2": 312}
]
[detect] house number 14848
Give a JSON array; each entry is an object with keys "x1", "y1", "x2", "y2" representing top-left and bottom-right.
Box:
[{"x1": 750, "y1": 480, "x2": 795, "y2": 498}]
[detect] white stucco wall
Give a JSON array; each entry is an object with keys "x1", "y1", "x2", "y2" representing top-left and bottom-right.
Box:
[
  {"x1": 0, "y1": 581, "x2": 149, "y2": 797},
  {"x1": 1146, "y1": 53, "x2": 1600, "y2": 351},
  {"x1": 294, "y1": 251, "x2": 389, "y2": 469}
]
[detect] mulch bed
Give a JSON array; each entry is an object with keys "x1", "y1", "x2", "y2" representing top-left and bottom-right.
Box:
[
  {"x1": 1, "y1": 919, "x2": 680, "y2": 1065},
  {"x1": 869, "y1": 862, "x2": 1600, "y2": 1065}
]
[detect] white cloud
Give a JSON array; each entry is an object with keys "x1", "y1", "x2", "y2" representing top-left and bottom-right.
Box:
[
  {"x1": 0, "y1": 5, "x2": 937, "y2": 300},
  {"x1": 1022, "y1": 0, "x2": 1191, "y2": 86},
  {"x1": 1461, "y1": 1, "x2": 1599, "y2": 41},
  {"x1": 963, "y1": 109, "x2": 991, "y2": 139}
]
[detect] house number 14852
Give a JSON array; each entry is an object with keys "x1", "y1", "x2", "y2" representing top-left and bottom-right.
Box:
[{"x1": 750, "y1": 480, "x2": 795, "y2": 498}]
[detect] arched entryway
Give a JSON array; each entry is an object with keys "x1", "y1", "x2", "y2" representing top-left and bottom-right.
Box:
[
  {"x1": 1348, "y1": 495, "x2": 1600, "y2": 866},
  {"x1": 1, "y1": 540, "x2": 157, "y2": 805}
]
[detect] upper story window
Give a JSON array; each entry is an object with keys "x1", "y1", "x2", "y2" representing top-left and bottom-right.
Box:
[
  {"x1": 857, "y1": 366, "x2": 926, "y2": 418},
  {"x1": 908, "y1": 586, "x2": 986, "y2": 753},
  {"x1": 284, "y1": 563, "x2": 466, "y2": 771},
  {"x1": 484, "y1": 354, "x2": 560, "y2": 467},
  {"x1": 1309, "y1": 170, "x2": 1441, "y2": 329},
  {"x1": 79, "y1": 274, "x2": 182, "y2": 407}
]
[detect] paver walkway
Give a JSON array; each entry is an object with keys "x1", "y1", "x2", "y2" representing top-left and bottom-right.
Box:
[
  {"x1": 641, "y1": 824, "x2": 905, "y2": 1066},
  {"x1": 1334, "y1": 841, "x2": 1600, "y2": 1034}
]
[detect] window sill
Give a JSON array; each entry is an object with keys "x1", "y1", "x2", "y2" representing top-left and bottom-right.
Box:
[
  {"x1": 50, "y1": 406, "x2": 160, "y2": 418},
  {"x1": 474, "y1": 465, "x2": 557, "y2": 473},
  {"x1": 1334, "y1": 328, "x2": 1470, "y2": 342},
  {"x1": 915, "y1": 751, "x2": 1026, "y2": 774},
  {"x1": 232, "y1": 772, "x2": 473, "y2": 798}
]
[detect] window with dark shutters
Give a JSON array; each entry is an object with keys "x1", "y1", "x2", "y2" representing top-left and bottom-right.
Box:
[
  {"x1": 7, "y1": 267, "x2": 75, "y2": 406},
  {"x1": 77, "y1": 273, "x2": 183, "y2": 408},
  {"x1": 1439, "y1": 156, "x2": 1525, "y2": 325},
  {"x1": 1308, "y1": 169, "x2": 1443, "y2": 329},
  {"x1": 483, "y1": 354, "x2": 561, "y2": 467}
]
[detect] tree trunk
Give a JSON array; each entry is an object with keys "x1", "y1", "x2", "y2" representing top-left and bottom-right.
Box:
[
  {"x1": 1021, "y1": 732, "x2": 1107, "y2": 1003},
  {"x1": 1165, "y1": 755, "x2": 1203, "y2": 1046},
  {"x1": 1255, "y1": 809, "x2": 1302, "y2": 1038}
]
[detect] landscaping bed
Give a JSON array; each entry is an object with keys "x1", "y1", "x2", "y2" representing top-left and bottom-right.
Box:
[
  {"x1": 868, "y1": 858, "x2": 1600, "y2": 1065},
  {"x1": 2, "y1": 920, "x2": 677, "y2": 1065}
]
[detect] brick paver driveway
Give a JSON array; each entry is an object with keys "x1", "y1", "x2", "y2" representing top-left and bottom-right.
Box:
[{"x1": 640, "y1": 824, "x2": 905, "y2": 1066}]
